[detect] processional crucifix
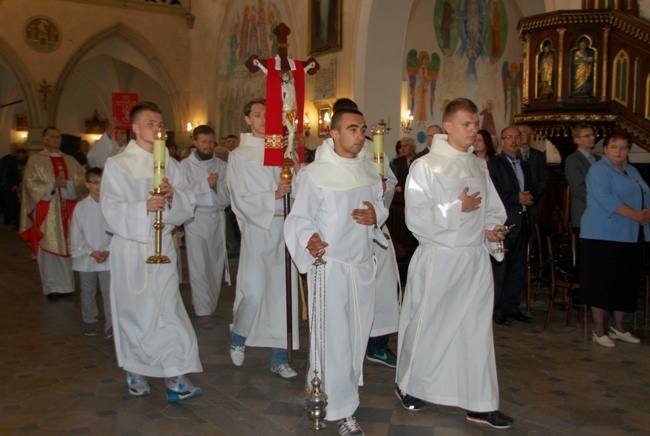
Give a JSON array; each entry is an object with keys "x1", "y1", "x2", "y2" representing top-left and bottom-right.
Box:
[{"x1": 246, "y1": 23, "x2": 319, "y2": 362}]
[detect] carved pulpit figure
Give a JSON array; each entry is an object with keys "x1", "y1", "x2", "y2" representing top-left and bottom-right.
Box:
[
  {"x1": 537, "y1": 40, "x2": 555, "y2": 98},
  {"x1": 246, "y1": 23, "x2": 319, "y2": 361}
]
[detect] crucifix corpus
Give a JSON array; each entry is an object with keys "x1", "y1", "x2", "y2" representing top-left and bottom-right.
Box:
[{"x1": 246, "y1": 23, "x2": 319, "y2": 362}]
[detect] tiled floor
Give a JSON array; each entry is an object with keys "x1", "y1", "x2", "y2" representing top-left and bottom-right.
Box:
[{"x1": 0, "y1": 222, "x2": 649, "y2": 435}]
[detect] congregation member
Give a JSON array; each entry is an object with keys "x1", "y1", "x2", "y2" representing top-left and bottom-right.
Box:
[
  {"x1": 19, "y1": 127, "x2": 85, "y2": 300},
  {"x1": 488, "y1": 126, "x2": 536, "y2": 326},
  {"x1": 396, "y1": 98, "x2": 513, "y2": 429},
  {"x1": 87, "y1": 117, "x2": 126, "y2": 168},
  {"x1": 392, "y1": 137, "x2": 416, "y2": 191},
  {"x1": 2, "y1": 144, "x2": 28, "y2": 227},
  {"x1": 101, "y1": 101, "x2": 202, "y2": 402},
  {"x1": 413, "y1": 124, "x2": 443, "y2": 160},
  {"x1": 226, "y1": 98, "x2": 299, "y2": 379},
  {"x1": 214, "y1": 137, "x2": 230, "y2": 162},
  {"x1": 565, "y1": 124, "x2": 599, "y2": 233},
  {"x1": 473, "y1": 129, "x2": 497, "y2": 161},
  {"x1": 580, "y1": 131, "x2": 650, "y2": 347},
  {"x1": 517, "y1": 124, "x2": 547, "y2": 239},
  {"x1": 285, "y1": 108, "x2": 388, "y2": 436},
  {"x1": 180, "y1": 124, "x2": 231, "y2": 328},
  {"x1": 71, "y1": 167, "x2": 112, "y2": 339}
]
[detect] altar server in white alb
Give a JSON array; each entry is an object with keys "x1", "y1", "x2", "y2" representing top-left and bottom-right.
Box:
[
  {"x1": 318, "y1": 98, "x2": 402, "y2": 369},
  {"x1": 71, "y1": 167, "x2": 112, "y2": 339},
  {"x1": 285, "y1": 108, "x2": 388, "y2": 436},
  {"x1": 180, "y1": 124, "x2": 231, "y2": 328},
  {"x1": 395, "y1": 98, "x2": 515, "y2": 429},
  {"x1": 227, "y1": 98, "x2": 300, "y2": 379},
  {"x1": 101, "y1": 101, "x2": 202, "y2": 403}
]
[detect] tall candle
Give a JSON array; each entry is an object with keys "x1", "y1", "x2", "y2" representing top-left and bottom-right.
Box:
[
  {"x1": 373, "y1": 132, "x2": 384, "y2": 176},
  {"x1": 153, "y1": 132, "x2": 166, "y2": 189}
]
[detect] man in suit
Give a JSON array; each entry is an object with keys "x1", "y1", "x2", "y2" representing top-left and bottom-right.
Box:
[
  {"x1": 517, "y1": 125, "x2": 547, "y2": 244},
  {"x1": 488, "y1": 126, "x2": 537, "y2": 326},
  {"x1": 413, "y1": 125, "x2": 443, "y2": 161},
  {"x1": 565, "y1": 124, "x2": 599, "y2": 233},
  {"x1": 393, "y1": 137, "x2": 416, "y2": 191}
]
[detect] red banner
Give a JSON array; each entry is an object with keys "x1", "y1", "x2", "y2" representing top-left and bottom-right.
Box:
[{"x1": 111, "y1": 93, "x2": 139, "y2": 130}]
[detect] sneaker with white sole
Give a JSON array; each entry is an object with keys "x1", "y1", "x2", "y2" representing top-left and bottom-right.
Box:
[
  {"x1": 84, "y1": 322, "x2": 98, "y2": 337},
  {"x1": 230, "y1": 343, "x2": 245, "y2": 366},
  {"x1": 366, "y1": 348, "x2": 397, "y2": 368},
  {"x1": 394, "y1": 384, "x2": 426, "y2": 411},
  {"x1": 270, "y1": 363, "x2": 297, "y2": 379},
  {"x1": 337, "y1": 416, "x2": 365, "y2": 436},
  {"x1": 165, "y1": 375, "x2": 202, "y2": 402},
  {"x1": 125, "y1": 372, "x2": 150, "y2": 397},
  {"x1": 466, "y1": 410, "x2": 514, "y2": 429}
]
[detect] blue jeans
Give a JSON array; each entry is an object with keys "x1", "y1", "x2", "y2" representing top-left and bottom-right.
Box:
[{"x1": 231, "y1": 332, "x2": 288, "y2": 367}]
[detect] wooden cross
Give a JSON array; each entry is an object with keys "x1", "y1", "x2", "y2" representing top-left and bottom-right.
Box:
[
  {"x1": 245, "y1": 23, "x2": 319, "y2": 363},
  {"x1": 246, "y1": 23, "x2": 319, "y2": 75}
]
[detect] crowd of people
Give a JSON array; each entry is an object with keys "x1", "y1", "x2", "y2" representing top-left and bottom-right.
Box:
[{"x1": 5, "y1": 93, "x2": 649, "y2": 435}]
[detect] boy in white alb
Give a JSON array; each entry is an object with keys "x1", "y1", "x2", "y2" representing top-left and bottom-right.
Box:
[{"x1": 71, "y1": 167, "x2": 112, "y2": 339}]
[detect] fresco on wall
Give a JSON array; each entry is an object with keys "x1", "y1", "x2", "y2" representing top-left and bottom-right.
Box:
[
  {"x1": 217, "y1": 0, "x2": 284, "y2": 138},
  {"x1": 502, "y1": 61, "x2": 523, "y2": 125},
  {"x1": 434, "y1": 0, "x2": 507, "y2": 85},
  {"x1": 405, "y1": 0, "x2": 520, "y2": 144},
  {"x1": 407, "y1": 50, "x2": 441, "y2": 125}
]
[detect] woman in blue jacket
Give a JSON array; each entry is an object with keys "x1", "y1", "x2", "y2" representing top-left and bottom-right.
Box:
[{"x1": 580, "y1": 130, "x2": 650, "y2": 347}]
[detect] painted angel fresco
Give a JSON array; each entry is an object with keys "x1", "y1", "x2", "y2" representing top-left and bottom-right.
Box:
[
  {"x1": 501, "y1": 61, "x2": 523, "y2": 125},
  {"x1": 455, "y1": 0, "x2": 488, "y2": 84},
  {"x1": 406, "y1": 49, "x2": 419, "y2": 113}
]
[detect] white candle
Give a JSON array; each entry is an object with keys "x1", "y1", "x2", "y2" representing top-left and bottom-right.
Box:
[
  {"x1": 373, "y1": 133, "x2": 384, "y2": 176},
  {"x1": 153, "y1": 133, "x2": 166, "y2": 189}
]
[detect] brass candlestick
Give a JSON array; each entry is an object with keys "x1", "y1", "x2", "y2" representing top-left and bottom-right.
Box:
[{"x1": 146, "y1": 187, "x2": 171, "y2": 264}]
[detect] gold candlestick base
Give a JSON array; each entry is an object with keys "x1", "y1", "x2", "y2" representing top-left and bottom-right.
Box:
[{"x1": 146, "y1": 189, "x2": 171, "y2": 264}]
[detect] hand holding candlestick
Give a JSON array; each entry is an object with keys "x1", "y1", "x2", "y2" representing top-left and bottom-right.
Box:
[{"x1": 147, "y1": 127, "x2": 171, "y2": 264}]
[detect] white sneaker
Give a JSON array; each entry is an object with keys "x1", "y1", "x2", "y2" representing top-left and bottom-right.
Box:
[
  {"x1": 165, "y1": 374, "x2": 202, "y2": 402},
  {"x1": 609, "y1": 326, "x2": 641, "y2": 344},
  {"x1": 337, "y1": 416, "x2": 365, "y2": 435},
  {"x1": 270, "y1": 363, "x2": 297, "y2": 379},
  {"x1": 125, "y1": 372, "x2": 150, "y2": 396},
  {"x1": 230, "y1": 343, "x2": 245, "y2": 366}
]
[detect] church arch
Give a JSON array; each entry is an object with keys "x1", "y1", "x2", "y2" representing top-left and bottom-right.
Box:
[{"x1": 50, "y1": 23, "x2": 185, "y2": 132}]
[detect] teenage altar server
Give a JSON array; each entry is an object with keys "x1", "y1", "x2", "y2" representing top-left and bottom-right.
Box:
[
  {"x1": 101, "y1": 101, "x2": 202, "y2": 402},
  {"x1": 226, "y1": 98, "x2": 300, "y2": 379},
  {"x1": 395, "y1": 98, "x2": 514, "y2": 429}
]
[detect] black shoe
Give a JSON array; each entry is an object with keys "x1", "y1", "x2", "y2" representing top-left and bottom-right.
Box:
[
  {"x1": 510, "y1": 310, "x2": 532, "y2": 323},
  {"x1": 394, "y1": 384, "x2": 426, "y2": 411},
  {"x1": 366, "y1": 349, "x2": 397, "y2": 368},
  {"x1": 47, "y1": 292, "x2": 74, "y2": 301},
  {"x1": 493, "y1": 314, "x2": 511, "y2": 326},
  {"x1": 466, "y1": 410, "x2": 514, "y2": 429}
]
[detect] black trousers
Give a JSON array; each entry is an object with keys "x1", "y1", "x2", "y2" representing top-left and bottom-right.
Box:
[{"x1": 492, "y1": 219, "x2": 530, "y2": 316}]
